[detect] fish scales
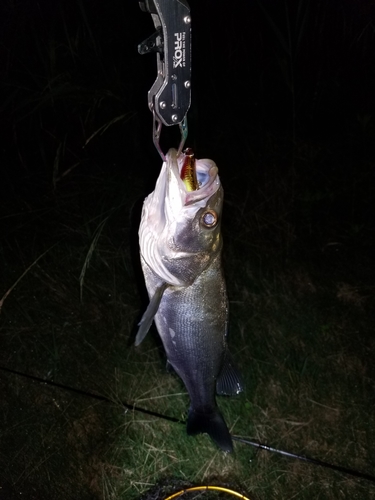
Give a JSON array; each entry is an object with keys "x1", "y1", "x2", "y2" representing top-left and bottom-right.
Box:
[
  {"x1": 136, "y1": 148, "x2": 243, "y2": 452},
  {"x1": 145, "y1": 253, "x2": 227, "y2": 407}
]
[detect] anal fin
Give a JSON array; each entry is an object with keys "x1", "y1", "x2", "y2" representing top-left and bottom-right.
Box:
[{"x1": 216, "y1": 351, "x2": 244, "y2": 396}]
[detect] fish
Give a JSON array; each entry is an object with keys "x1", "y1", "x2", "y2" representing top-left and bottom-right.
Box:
[{"x1": 135, "y1": 148, "x2": 243, "y2": 452}]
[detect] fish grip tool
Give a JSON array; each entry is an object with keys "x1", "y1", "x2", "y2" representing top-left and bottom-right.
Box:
[{"x1": 138, "y1": 0, "x2": 191, "y2": 159}]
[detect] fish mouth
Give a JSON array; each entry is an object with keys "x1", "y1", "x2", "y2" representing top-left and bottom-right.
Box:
[
  {"x1": 170, "y1": 149, "x2": 221, "y2": 206},
  {"x1": 139, "y1": 148, "x2": 223, "y2": 286}
]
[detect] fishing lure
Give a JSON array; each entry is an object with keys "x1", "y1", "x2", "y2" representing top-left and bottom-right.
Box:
[{"x1": 180, "y1": 148, "x2": 198, "y2": 191}]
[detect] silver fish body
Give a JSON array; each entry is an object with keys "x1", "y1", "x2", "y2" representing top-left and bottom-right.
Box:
[{"x1": 136, "y1": 148, "x2": 243, "y2": 452}]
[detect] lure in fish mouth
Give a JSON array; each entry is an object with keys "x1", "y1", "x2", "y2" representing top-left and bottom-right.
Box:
[
  {"x1": 180, "y1": 147, "x2": 199, "y2": 191},
  {"x1": 136, "y1": 148, "x2": 243, "y2": 452}
]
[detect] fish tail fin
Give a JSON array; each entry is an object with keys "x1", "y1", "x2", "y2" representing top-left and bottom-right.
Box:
[{"x1": 186, "y1": 407, "x2": 233, "y2": 453}]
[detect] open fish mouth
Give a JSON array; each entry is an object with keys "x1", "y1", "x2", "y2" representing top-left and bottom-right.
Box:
[
  {"x1": 173, "y1": 148, "x2": 221, "y2": 206},
  {"x1": 139, "y1": 148, "x2": 223, "y2": 287},
  {"x1": 147, "y1": 148, "x2": 221, "y2": 218}
]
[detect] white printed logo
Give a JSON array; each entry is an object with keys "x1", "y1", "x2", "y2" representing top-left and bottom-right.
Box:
[{"x1": 173, "y1": 32, "x2": 185, "y2": 68}]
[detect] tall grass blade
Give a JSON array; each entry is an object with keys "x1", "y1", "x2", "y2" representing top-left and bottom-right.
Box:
[
  {"x1": 84, "y1": 112, "x2": 136, "y2": 146},
  {"x1": 0, "y1": 244, "x2": 58, "y2": 315},
  {"x1": 255, "y1": 0, "x2": 290, "y2": 56},
  {"x1": 79, "y1": 217, "x2": 110, "y2": 301}
]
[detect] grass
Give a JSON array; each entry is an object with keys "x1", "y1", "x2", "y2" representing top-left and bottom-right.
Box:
[
  {"x1": 1, "y1": 136, "x2": 374, "y2": 499},
  {"x1": 1, "y1": 1, "x2": 375, "y2": 499}
]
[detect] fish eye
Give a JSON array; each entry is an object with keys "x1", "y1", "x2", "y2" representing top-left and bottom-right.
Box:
[{"x1": 201, "y1": 210, "x2": 218, "y2": 228}]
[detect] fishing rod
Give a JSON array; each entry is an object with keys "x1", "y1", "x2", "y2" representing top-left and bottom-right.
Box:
[
  {"x1": 231, "y1": 436, "x2": 375, "y2": 483},
  {"x1": 1, "y1": 363, "x2": 374, "y2": 485},
  {"x1": 0, "y1": 364, "x2": 183, "y2": 424}
]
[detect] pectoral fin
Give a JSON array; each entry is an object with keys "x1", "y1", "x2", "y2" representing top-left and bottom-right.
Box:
[
  {"x1": 135, "y1": 283, "x2": 168, "y2": 346},
  {"x1": 216, "y1": 352, "x2": 244, "y2": 396}
]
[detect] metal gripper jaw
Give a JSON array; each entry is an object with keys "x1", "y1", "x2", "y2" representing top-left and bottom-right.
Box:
[{"x1": 138, "y1": 0, "x2": 191, "y2": 158}]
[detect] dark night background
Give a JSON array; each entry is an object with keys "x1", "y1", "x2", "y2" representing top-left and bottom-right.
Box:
[
  {"x1": 2, "y1": 0, "x2": 375, "y2": 183},
  {"x1": 1, "y1": 0, "x2": 375, "y2": 253},
  {"x1": 0, "y1": 0, "x2": 375, "y2": 498}
]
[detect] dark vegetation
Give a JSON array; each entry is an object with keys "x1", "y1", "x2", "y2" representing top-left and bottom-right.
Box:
[{"x1": 0, "y1": 0, "x2": 374, "y2": 498}]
